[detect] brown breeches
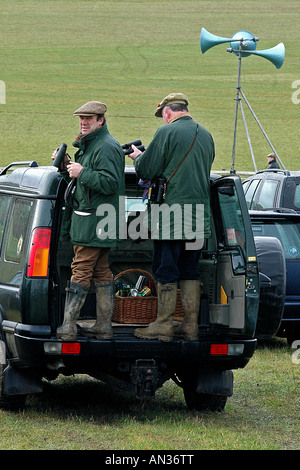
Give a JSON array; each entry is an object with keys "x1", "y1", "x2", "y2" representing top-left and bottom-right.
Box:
[{"x1": 71, "y1": 245, "x2": 112, "y2": 288}]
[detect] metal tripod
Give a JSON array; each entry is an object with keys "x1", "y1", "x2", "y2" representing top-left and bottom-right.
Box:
[{"x1": 228, "y1": 42, "x2": 285, "y2": 173}]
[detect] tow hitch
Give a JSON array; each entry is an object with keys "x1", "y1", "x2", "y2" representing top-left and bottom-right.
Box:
[{"x1": 131, "y1": 359, "x2": 158, "y2": 400}]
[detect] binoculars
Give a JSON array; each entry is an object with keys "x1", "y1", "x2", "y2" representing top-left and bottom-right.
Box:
[
  {"x1": 52, "y1": 142, "x2": 68, "y2": 169},
  {"x1": 122, "y1": 139, "x2": 145, "y2": 155}
]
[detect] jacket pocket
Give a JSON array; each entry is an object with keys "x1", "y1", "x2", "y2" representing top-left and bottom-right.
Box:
[{"x1": 70, "y1": 212, "x2": 96, "y2": 244}]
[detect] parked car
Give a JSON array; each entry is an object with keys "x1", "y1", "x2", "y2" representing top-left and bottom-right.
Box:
[
  {"x1": 0, "y1": 161, "x2": 284, "y2": 411},
  {"x1": 250, "y1": 209, "x2": 300, "y2": 344},
  {"x1": 242, "y1": 169, "x2": 300, "y2": 212}
]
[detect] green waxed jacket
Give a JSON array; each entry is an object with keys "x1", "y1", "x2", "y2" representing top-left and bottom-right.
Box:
[
  {"x1": 134, "y1": 116, "x2": 215, "y2": 240},
  {"x1": 61, "y1": 124, "x2": 125, "y2": 247}
]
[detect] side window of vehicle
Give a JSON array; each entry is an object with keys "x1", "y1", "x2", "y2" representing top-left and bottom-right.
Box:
[
  {"x1": 244, "y1": 179, "x2": 260, "y2": 209},
  {"x1": 5, "y1": 199, "x2": 33, "y2": 263},
  {"x1": 293, "y1": 184, "x2": 300, "y2": 209},
  {"x1": 0, "y1": 195, "x2": 12, "y2": 256},
  {"x1": 255, "y1": 180, "x2": 279, "y2": 209}
]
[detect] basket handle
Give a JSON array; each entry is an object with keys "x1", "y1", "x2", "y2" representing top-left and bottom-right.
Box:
[{"x1": 114, "y1": 268, "x2": 157, "y2": 295}]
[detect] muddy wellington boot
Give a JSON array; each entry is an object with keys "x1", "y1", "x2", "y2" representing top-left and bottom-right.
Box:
[
  {"x1": 81, "y1": 281, "x2": 115, "y2": 339},
  {"x1": 134, "y1": 282, "x2": 177, "y2": 342},
  {"x1": 56, "y1": 281, "x2": 88, "y2": 341},
  {"x1": 174, "y1": 280, "x2": 202, "y2": 341}
]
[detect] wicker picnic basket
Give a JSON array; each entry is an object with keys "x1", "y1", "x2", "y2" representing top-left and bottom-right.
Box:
[{"x1": 112, "y1": 268, "x2": 184, "y2": 324}]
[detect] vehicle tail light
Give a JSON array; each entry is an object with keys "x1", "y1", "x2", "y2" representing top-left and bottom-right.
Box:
[
  {"x1": 211, "y1": 344, "x2": 228, "y2": 355},
  {"x1": 44, "y1": 342, "x2": 81, "y2": 355},
  {"x1": 27, "y1": 228, "x2": 51, "y2": 277},
  {"x1": 61, "y1": 343, "x2": 81, "y2": 354},
  {"x1": 210, "y1": 344, "x2": 245, "y2": 355}
]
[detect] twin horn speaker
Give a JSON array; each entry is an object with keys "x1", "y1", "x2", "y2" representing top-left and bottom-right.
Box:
[{"x1": 200, "y1": 28, "x2": 285, "y2": 69}]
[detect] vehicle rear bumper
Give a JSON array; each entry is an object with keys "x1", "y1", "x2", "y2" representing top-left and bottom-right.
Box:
[{"x1": 3, "y1": 321, "x2": 257, "y2": 371}]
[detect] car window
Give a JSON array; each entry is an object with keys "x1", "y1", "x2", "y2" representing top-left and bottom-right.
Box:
[
  {"x1": 252, "y1": 220, "x2": 300, "y2": 259},
  {"x1": 242, "y1": 180, "x2": 250, "y2": 193},
  {"x1": 244, "y1": 179, "x2": 260, "y2": 209},
  {"x1": 293, "y1": 184, "x2": 300, "y2": 209},
  {"x1": 255, "y1": 180, "x2": 279, "y2": 209},
  {"x1": 5, "y1": 199, "x2": 33, "y2": 263},
  {"x1": 0, "y1": 195, "x2": 11, "y2": 256}
]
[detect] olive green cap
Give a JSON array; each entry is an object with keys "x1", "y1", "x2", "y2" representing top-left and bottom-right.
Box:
[
  {"x1": 155, "y1": 92, "x2": 189, "y2": 117},
  {"x1": 74, "y1": 100, "x2": 107, "y2": 116}
]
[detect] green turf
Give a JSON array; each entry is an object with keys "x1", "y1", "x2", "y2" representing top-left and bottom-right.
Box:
[{"x1": 0, "y1": 0, "x2": 299, "y2": 172}]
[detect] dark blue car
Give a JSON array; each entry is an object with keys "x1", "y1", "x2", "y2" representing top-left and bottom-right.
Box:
[{"x1": 250, "y1": 210, "x2": 300, "y2": 344}]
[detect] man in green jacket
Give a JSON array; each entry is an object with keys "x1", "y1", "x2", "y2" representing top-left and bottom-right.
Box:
[
  {"x1": 55, "y1": 100, "x2": 125, "y2": 341},
  {"x1": 129, "y1": 93, "x2": 215, "y2": 342}
]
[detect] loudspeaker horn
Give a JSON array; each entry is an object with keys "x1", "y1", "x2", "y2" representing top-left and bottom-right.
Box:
[
  {"x1": 245, "y1": 42, "x2": 285, "y2": 69},
  {"x1": 200, "y1": 27, "x2": 232, "y2": 54}
]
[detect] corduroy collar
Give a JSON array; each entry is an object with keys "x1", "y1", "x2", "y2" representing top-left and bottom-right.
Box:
[{"x1": 167, "y1": 112, "x2": 192, "y2": 125}]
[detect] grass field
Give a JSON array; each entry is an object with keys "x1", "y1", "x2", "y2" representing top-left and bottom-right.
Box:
[
  {"x1": 0, "y1": 0, "x2": 299, "y2": 452},
  {"x1": 0, "y1": 0, "x2": 299, "y2": 172},
  {"x1": 0, "y1": 339, "x2": 298, "y2": 450}
]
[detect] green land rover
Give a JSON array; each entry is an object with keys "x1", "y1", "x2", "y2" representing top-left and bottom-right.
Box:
[{"x1": 0, "y1": 161, "x2": 285, "y2": 411}]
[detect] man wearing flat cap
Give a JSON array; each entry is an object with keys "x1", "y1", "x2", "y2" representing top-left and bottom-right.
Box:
[
  {"x1": 129, "y1": 93, "x2": 215, "y2": 342},
  {"x1": 55, "y1": 100, "x2": 125, "y2": 341},
  {"x1": 266, "y1": 152, "x2": 280, "y2": 169}
]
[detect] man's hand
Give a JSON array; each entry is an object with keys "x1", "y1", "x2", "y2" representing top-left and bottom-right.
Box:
[
  {"x1": 67, "y1": 162, "x2": 83, "y2": 178},
  {"x1": 128, "y1": 144, "x2": 142, "y2": 160},
  {"x1": 51, "y1": 148, "x2": 70, "y2": 170}
]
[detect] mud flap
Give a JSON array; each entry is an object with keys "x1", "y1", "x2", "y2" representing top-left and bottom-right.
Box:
[
  {"x1": 196, "y1": 368, "x2": 233, "y2": 397},
  {"x1": 3, "y1": 365, "x2": 43, "y2": 396}
]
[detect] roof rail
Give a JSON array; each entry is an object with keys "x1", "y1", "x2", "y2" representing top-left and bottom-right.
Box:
[
  {"x1": 255, "y1": 168, "x2": 291, "y2": 176},
  {"x1": 0, "y1": 161, "x2": 38, "y2": 176}
]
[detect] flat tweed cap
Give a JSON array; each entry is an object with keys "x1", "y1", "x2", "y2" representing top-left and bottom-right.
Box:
[
  {"x1": 155, "y1": 92, "x2": 189, "y2": 117},
  {"x1": 74, "y1": 101, "x2": 107, "y2": 116}
]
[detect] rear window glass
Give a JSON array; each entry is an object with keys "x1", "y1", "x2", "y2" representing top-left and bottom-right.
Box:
[
  {"x1": 5, "y1": 199, "x2": 33, "y2": 263},
  {"x1": 252, "y1": 220, "x2": 300, "y2": 259}
]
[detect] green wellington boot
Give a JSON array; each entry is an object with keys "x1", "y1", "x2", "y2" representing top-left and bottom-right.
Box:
[
  {"x1": 174, "y1": 280, "x2": 202, "y2": 341},
  {"x1": 81, "y1": 281, "x2": 114, "y2": 339},
  {"x1": 134, "y1": 282, "x2": 177, "y2": 342},
  {"x1": 57, "y1": 281, "x2": 88, "y2": 341}
]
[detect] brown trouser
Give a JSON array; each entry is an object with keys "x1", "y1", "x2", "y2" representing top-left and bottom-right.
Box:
[{"x1": 71, "y1": 245, "x2": 113, "y2": 288}]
